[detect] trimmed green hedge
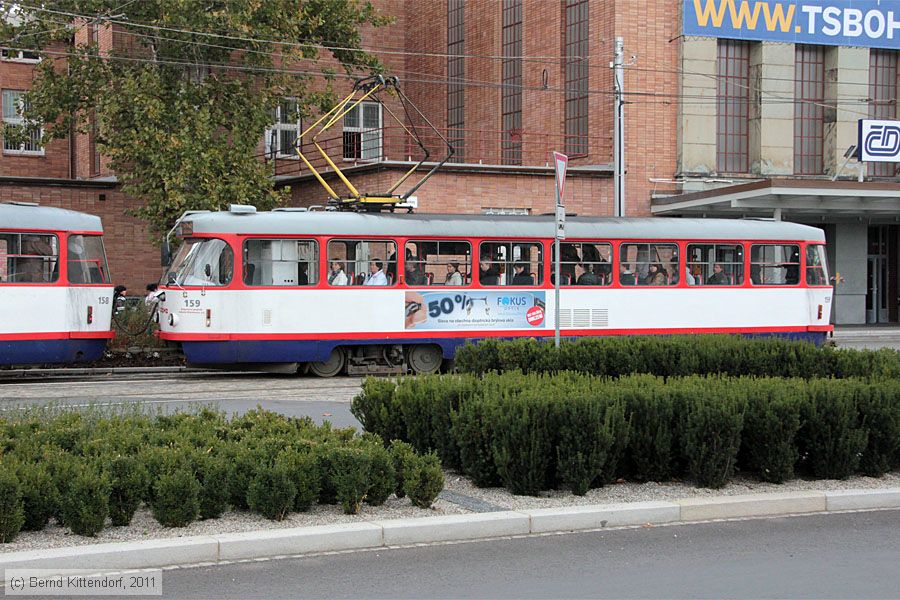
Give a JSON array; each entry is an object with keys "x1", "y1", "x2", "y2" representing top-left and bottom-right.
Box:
[
  {"x1": 453, "y1": 336, "x2": 900, "y2": 380},
  {"x1": 0, "y1": 407, "x2": 444, "y2": 542},
  {"x1": 352, "y1": 372, "x2": 900, "y2": 496}
]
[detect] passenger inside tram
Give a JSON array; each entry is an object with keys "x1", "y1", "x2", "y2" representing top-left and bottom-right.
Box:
[
  {"x1": 328, "y1": 261, "x2": 348, "y2": 286},
  {"x1": 364, "y1": 259, "x2": 388, "y2": 286},
  {"x1": 706, "y1": 263, "x2": 730, "y2": 285},
  {"x1": 479, "y1": 256, "x2": 501, "y2": 285},
  {"x1": 510, "y1": 262, "x2": 534, "y2": 286},
  {"x1": 445, "y1": 262, "x2": 463, "y2": 286},
  {"x1": 577, "y1": 263, "x2": 601, "y2": 285}
]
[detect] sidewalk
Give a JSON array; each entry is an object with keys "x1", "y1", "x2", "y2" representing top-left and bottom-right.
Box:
[{"x1": 832, "y1": 325, "x2": 900, "y2": 349}]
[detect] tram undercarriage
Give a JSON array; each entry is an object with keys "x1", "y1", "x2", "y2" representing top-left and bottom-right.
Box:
[{"x1": 183, "y1": 342, "x2": 447, "y2": 377}]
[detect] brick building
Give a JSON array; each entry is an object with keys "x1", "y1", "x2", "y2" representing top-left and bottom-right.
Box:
[{"x1": 2, "y1": 1, "x2": 899, "y2": 324}]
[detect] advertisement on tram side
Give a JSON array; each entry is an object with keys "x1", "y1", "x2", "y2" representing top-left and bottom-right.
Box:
[{"x1": 404, "y1": 290, "x2": 546, "y2": 330}]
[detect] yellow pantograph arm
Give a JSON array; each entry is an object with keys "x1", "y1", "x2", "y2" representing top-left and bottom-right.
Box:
[
  {"x1": 309, "y1": 85, "x2": 384, "y2": 199},
  {"x1": 294, "y1": 90, "x2": 359, "y2": 200}
]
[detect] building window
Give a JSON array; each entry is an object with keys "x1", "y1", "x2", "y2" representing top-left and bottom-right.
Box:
[
  {"x1": 794, "y1": 45, "x2": 825, "y2": 175},
  {"x1": 447, "y1": 0, "x2": 465, "y2": 163},
  {"x1": 265, "y1": 98, "x2": 300, "y2": 159},
  {"x1": 0, "y1": 48, "x2": 40, "y2": 63},
  {"x1": 716, "y1": 40, "x2": 750, "y2": 173},
  {"x1": 2, "y1": 90, "x2": 43, "y2": 155},
  {"x1": 564, "y1": 0, "x2": 589, "y2": 157},
  {"x1": 481, "y1": 207, "x2": 530, "y2": 215},
  {"x1": 868, "y1": 50, "x2": 898, "y2": 178},
  {"x1": 501, "y1": 0, "x2": 523, "y2": 166},
  {"x1": 342, "y1": 101, "x2": 382, "y2": 161}
]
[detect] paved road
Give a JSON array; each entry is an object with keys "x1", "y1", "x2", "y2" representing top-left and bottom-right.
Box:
[
  {"x1": 154, "y1": 510, "x2": 900, "y2": 599},
  {"x1": 0, "y1": 374, "x2": 362, "y2": 428}
]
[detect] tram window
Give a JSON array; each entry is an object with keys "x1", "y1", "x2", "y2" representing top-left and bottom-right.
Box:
[
  {"x1": 479, "y1": 241, "x2": 543, "y2": 286},
  {"x1": 0, "y1": 232, "x2": 59, "y2": 283},
  {"x1": 750, "y1": 244, "x2": 800, "y2": 285},
  {"x1": 169, "y1": 238, "x2": 233, "y2": 286},
  {"x1": 554, "y1": 242, "x2": 612, "y2": 286},
  {"x1": 243, "y1": 239, "x2": 318, "y2": 286},
  {"x1": 686, "y1": 244, "x2": 744, "y2": 286},
  {"x1": 67, "y1": 235, "x2": 109, "y2": 284},
  {"x1": 806, "y1": 245, "x2": 829, "y2": 286},
  {"x1": 405, "y1": 240, "x2": 471, "y2": 286},
  {"x1": 619, "y1": 243, "x2": 679, "y2": 286},
  {"x1": 327, "y1": 239, "x2": 397, "y2": 286}
]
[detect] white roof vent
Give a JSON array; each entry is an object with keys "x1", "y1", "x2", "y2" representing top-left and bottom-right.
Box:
[{"x1": 229, "y1": 204, "x2": 257, "y2": 214}]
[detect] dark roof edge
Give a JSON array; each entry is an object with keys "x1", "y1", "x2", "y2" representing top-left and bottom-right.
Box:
[{"x1": 0, "y1": 175, "x2": 119, "y2": 189}]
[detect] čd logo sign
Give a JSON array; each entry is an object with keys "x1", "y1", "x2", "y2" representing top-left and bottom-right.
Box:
[{"x1": 858, "y1": 120, "x2": 900, "y2": 163}]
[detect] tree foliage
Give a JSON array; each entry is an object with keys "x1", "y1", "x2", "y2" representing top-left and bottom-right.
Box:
[{"x1": 1, "y1": 1, "x2": 387, "y2": 236}]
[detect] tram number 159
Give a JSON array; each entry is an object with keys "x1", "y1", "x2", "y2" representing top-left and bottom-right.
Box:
[{"x1": 184, "y1": 299, "x2": 201, "y2": 308}]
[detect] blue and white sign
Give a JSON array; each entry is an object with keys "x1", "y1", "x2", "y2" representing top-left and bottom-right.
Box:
[
  {"x1": 404, "y1": 290, "x2": 546, "y2": 330},
  {"x1": 683, "y1": 1, "x2": 900, "y2": 50},
  {"x1": 858, "y1": 120, "x2": 900, "y2": 163}
]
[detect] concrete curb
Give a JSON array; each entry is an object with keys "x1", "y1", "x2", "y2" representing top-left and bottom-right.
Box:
[{"x1": 2, "y1": 487, "x2": 899, "y2": 583}]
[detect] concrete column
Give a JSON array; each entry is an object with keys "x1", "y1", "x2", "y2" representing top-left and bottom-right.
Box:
[
  {"x1": 749, "y1": 42, "x2": 794, "y2": 175},
  {"x1": 824, "y1": 47, "x2": 868, "y2": 179},
  {"x1": 677, "y1": 38, "x2": 717, "y2": 175},
  {"x1": 832, "y1": 222, "x2": 868, "y2": 325}
]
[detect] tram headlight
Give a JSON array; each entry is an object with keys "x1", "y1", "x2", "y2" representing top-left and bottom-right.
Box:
[{"x1": 168, "y1": 313, "x2": 179, "y2": 327}]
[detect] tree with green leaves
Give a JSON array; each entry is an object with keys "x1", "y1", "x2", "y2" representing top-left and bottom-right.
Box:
[{"x1": 1, "y1": 1, "x2": 387, "y2": 237}]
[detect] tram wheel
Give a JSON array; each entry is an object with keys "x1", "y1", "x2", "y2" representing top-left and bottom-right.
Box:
[
  {"x1": 309, "y1": 347, "x2": 346, "y2": 378},
  {"x1": 407, "y1": 344, "x2": 443, "y2": 375}
]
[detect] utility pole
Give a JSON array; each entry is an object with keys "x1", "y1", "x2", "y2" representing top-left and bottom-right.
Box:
[{"x1": 612, "y1": 36, "x2": 625, "y2": 217}]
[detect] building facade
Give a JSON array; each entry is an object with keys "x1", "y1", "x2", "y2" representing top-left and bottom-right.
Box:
[{"x1": 1, "y1": 0, "x2": 898, "y2": 324}]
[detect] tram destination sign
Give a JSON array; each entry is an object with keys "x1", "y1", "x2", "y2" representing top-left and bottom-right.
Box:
[
  {"x1": 683, "y1": 1, "x2": 900, "y2": 50},
  {"x1": 858, "y1": 119, "x2": 900, "y2": 163}
]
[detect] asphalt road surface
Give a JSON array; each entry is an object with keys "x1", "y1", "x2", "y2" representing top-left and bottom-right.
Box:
[
  {"x1": 0, "y1": 374, "x2": 362, "y2": 428},
  {"x1": 154, "y1": 509, "x2": 900, "y2": 599}
]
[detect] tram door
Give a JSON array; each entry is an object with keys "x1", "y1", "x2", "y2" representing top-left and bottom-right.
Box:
[{"x1": 866, "y1": 256, "x2": 889, "y2": 324}]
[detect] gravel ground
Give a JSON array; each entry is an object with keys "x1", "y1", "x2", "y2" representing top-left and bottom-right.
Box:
[
  {"x1": 3, "y1": 470, "x2": 897, "y2": 554},
  {"x1": 0, "y1": 496, "x2": 466, "y2": 554},
  {"x1": 444, "y1": 470, "x2": 900, "y2": 510}
]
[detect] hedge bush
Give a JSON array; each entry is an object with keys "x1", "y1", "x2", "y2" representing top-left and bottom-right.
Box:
[
  {"x1": 0, "y1": 406, "x2": 440, "y2": 539},
  {"x1": 0, "y1": 466, "x2": 25, "y2": 543},
  {"x1": 61, "y1": 465, "x2": 110, "y2": 537},
  {"x1": 352, "y1": 371, "x2": 900, "y2": 496},
  {"x1": 152, "y1": 469, "x2": 201, "y2": 528},
  {"x1": 405, "y1": 453, "x2": 444, "y2": 509},
  {"x1": 454, "y1": 336, "x2": 900, "y2": 380}
]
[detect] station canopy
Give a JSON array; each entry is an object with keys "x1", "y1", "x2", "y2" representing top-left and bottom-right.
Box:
[{"x1": 652, "y1": 179, "x2": 900, "y2": 221}]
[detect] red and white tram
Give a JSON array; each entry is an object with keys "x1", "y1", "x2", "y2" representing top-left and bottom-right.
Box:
[
  {"x1": 156, "y1": 206, "x2": 833, "y2": 376},
  {"x1": 0, "y1": 202, "x2": 115, "y2": 366}
]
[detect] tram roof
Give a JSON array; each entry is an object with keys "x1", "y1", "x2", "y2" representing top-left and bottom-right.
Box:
[
  {"x1": 182, "y1": 211, "x2": 826, "y2": 242},
  {"x1": 1, "y1": 202, "x2": 103, "y2": 233}
]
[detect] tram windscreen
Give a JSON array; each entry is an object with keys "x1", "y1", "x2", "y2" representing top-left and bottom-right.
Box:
[
  {"x1": 67, "y1": 235, "x2": 110, "y2": 284},
  {"x1": 169, "y1": 238, "x2": 234, "y2": 286}
]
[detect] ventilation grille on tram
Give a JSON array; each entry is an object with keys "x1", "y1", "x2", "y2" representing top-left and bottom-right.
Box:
[{"x1": 559, "y1": 308, "x2": 608, "y2": 328}]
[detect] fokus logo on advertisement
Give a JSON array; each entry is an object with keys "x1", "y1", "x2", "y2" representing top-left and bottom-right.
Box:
[
  {"x1": 683, "y1": 0, "x2": 900, "y2": 50},
  {"x1": 858, "y1": 120, "x2": 900, "y2": 163}
]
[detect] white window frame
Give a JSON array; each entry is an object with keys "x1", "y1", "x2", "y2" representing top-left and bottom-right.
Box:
[
  {"x1": 265, "y1": 97, "x2": 300, "y2": 159},
  {"x1": 2, "y1": 89, "x2": 44, "y2": 156},
  {"x1": 342, "y1": 101, "x2": 382, "y2": 161},
  {"x1": 1, "y1": 48, "x2": 40, "y2": 63}
]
